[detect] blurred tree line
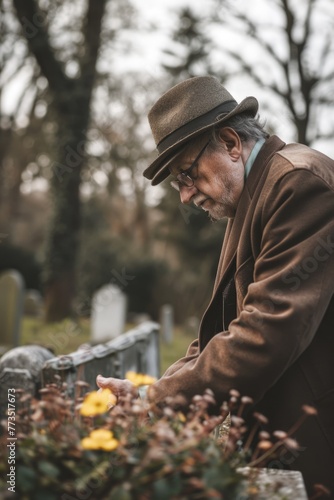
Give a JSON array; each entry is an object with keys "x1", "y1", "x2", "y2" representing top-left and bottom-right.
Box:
[{"x1": 0, "y1": 0, "x2": 333, "y2": 326}]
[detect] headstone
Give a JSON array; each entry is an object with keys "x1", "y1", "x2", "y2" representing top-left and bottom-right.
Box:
[
  {"x1": 0, "y1": 269, "x2": 25, "y2": 354},
  {"x1": 184, "y1": 316, "x2": 199, "y2": 336},
  {"x1": 130, "y1": 313, "x2": 152, "y2": 325},
  {"x1": 91, "y1": 284, "x2": 127, "y2": 344},
  {"x1": 237, "y1": 467, "x2": 308, "y2": 499},
  {"x1": 24, "y1": 289, "x2": 43, "y2": 317},
  {"x1": 160, "y1": 304, "x2": 173, "y2": 344},
  {"x1": 0, "y1": 345, "x2": 54, "y2": 416}
]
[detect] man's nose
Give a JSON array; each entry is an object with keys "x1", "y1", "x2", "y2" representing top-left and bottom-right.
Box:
[{"x1": 179, "y1": 184, "x2": 198, "y2": 204}]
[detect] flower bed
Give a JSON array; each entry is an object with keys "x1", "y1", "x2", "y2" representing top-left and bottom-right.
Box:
[{"x1": 0, "y1": 374, "x2": 320, "y2": 500}]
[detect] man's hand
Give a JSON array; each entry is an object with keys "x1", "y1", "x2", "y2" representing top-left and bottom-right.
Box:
[{"x1": 96, "y1": 374, "x2": 137, "y2": 399}]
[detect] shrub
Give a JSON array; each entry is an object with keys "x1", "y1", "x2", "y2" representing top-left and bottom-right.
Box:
[{"x1": 0, "y1": 376, "x2": 320, "y2": 500}]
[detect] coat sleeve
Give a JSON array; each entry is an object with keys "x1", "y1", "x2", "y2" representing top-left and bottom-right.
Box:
[{"x1": 149, "y1": 169, "x2": 334, "y2": 408}]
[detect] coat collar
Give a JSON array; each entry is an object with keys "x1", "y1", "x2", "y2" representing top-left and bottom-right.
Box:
[{"x1": 213, "y1": 135, "x2": 286, "y2": 293}]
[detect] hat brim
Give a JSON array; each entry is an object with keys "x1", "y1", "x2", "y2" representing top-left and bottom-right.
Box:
[{"x1": 144, "y1": 96, "x2": 258, "y2": 186}]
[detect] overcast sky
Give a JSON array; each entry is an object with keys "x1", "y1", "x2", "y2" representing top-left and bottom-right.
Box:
[
  {"x1": 3, "y1": 0, "x2": 334, "y2": 158},
  {"x1": 129, "y1": 0, "x2": 334, "y2": 158},
  {"x1": 116, "y1": 0, "x2": 213, "y2": 77}
]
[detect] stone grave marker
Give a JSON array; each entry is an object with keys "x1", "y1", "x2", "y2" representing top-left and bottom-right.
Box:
[
  {"x1": 0, "y1": 269, "x2": 25, "y2": 354},
  {"x1": 237, "y1": 467, "x2": 308, "y2": 499},
  {"x1": 184, "y1": 315, "x2": 199, "y2": 336},
  {"x1": 160, "y1": 304, "x2": 174, "y2": 344},
  {"x1": 91, "y1": 284, "x2": 127, "y2": 344},
  {"x1": 24, "y1": 289, "x2": 43, "y2": 317},
  {"x1": 0, "y1": 345, "x2": 54, "y2": 416}
]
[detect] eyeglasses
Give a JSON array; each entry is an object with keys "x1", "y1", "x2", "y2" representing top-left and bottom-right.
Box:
[{"x1": 170, "y1": 140, "x2": 210, "y2": 191}]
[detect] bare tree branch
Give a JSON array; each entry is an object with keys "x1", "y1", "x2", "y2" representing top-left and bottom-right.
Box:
[
  {"x1": 80, "y1": 0, "x2": 107, "y2": 90},
  {"x1": 317, "y1": 34, "x2": 334, "y2": 78},
  {"x1": 236, "y1": 13, "x2": 286, "y2": 68},
  {"x1": 309, "y1": 131, "x2": 334, "y2": 143},
  {"x1": 12, "y1": 0, "x2": 70, "y2": 96},
  {"x1": 300, "y1": 0, "x2": 316, "y2": 50}
]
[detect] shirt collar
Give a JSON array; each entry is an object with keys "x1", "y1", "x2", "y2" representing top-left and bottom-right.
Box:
[{"x1": 244, "y1": 138, "x2": 266, "y2": 179}]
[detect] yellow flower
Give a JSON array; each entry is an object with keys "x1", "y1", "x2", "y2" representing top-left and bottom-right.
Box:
[
  {"x1": 125, "y1": 371, "x2": 157, "y2": 387},
  {"x1": 177, "y1": 412, "x2": 186, "y2": 423},
  {"x1": 80, "y1": 389, "x2": 117, "y2": 417},
  {"x1": 81, "y1": 429, "x2": 119, "y2": 451}
]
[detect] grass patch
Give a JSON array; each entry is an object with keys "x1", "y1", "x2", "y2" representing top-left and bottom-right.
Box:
[
  {"x1": 21, "y1": 318, "x2": 196, "y2": 376},
  {"x1": 159, "y1": 326, "x2": 196, "y2": 374},
  {"x1": 21, "y1": 317, "x2": 91, "y2": 355}
]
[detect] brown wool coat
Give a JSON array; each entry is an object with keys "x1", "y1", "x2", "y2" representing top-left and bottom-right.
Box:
[{"x1": 150, "y1": 136, "x2": 334, "y2": 494}]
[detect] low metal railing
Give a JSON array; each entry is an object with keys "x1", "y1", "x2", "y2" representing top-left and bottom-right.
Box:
[{"x1": 42, "y1": 321, "x2": 160, "y2": 396}]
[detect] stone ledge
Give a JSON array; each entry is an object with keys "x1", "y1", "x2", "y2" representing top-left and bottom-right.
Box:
[{"x1": 237, "y1": 467, "x2": 308, "y2": 499}]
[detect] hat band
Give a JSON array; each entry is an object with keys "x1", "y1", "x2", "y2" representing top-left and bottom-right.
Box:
[{"x1": 156, "y1": 100, "x2": 237, "y2": 154}]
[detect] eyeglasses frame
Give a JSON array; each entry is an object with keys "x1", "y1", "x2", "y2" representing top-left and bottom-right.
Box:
[{"x1": 170, "y1": 140, "x2": 210, "y2": 191}]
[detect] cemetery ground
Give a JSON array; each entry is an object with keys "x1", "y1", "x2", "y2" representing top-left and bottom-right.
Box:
[{"x1": 21, "y1": 317, "x2": 194, "y2": 374}]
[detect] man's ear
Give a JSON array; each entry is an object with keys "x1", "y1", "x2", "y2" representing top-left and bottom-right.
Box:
[{"x1": 218, "y1": 127, "x2": 242, "y2": 161}]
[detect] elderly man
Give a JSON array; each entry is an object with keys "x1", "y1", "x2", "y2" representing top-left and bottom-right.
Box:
[{"x1": 97, "y1": 76, "x2": 334, "y2": 494}]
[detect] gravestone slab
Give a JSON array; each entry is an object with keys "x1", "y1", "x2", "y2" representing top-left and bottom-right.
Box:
[
  {"x1": 161, "y1": 304, "x2": 173, "y2": 344},
  {"x1": 91, "y1": 284, "x2": 127, "y2": 344},
  {"x1": 237, "y1": 467, "x2": 308, "y2": 499},
  {"x1": 184, "y1": 315, "x2": 199, "y2": 336},
  {"x1": 0, "y1": 269, "x2": 25, "y2": 354},
  {"x1": 0, "y1": 345, "x2": 54, "y2": 416},
  {"x1": 24, "y1": 289, "x2": 43, "y2": 316}
]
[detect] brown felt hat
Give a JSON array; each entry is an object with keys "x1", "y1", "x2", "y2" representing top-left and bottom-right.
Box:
[{"x1": 144, "y1": 76, "x2": 258, "y2": 185}]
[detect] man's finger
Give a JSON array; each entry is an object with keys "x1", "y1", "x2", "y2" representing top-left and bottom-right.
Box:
[
  {"x1": 96, "y1": 374, "x2": 136, "y2": 397},
  {"x1": 96, "y1": 374, "x2": 118, "y2": 392}
]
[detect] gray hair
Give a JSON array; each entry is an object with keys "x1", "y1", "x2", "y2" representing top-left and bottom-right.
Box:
[
  {"x1": 179, "y1": 113, "x2": 269, "y2": 159},
  {"x1": 210, "y1": 113, "x2": 269, "y2": 147}
]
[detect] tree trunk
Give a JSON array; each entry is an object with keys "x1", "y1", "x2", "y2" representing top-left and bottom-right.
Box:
[
  {"x1": 13, "y1": 0, "x2": 107, "y2": 322},
  {"x1": 42, "y1": 92, "x2": 88, "y2": 321},
  {"x1": 43, "y1": 270, "x2": 76, "y2": 322}
]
